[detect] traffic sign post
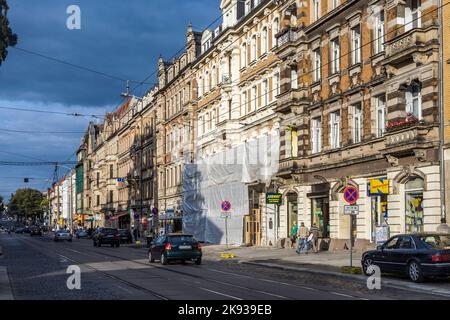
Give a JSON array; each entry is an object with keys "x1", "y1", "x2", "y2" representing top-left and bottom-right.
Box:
[
  {"x1": 221, "y1": 201, "x2": 232, "y2": 249},
  {"x1": 343, "y1": 186, "x2": 359, "y2": 269}
]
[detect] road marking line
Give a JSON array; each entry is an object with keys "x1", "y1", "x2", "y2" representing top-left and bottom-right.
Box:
[
  {"x1": 68, "y1": 249, "x2": 82, "y2": 254},
  {"x1": 331, "y1": 292, "x2": 354, "y2": 298},
  {"x1": 199, "y1": 287, "x2": 243, "y2": 300},
  {"x1": 212, "y1": 279, "x2": 289, "y2": 299}
]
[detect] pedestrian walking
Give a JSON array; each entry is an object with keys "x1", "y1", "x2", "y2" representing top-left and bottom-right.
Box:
[
  {"x1": 290, "y1": 222, "x2": 298, "y2": 248},
  {"x1": 309, "y1": 223, "x2": 320, "y2": 253},
  {"x1": 436, "y1": 218, "x2": 450, "y2": 233},
  {"x1": 296, "y1": 222, "x2": 309, "y2": 255}
]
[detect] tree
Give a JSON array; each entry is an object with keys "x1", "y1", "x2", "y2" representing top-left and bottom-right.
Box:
[
  {"x1": 0, "y1": 194, "x2": 4, "y2": 213},
  {"x1": 0, "y1": 0, "x2": 17, "y2": 65},
  {"x1": 9, "y1": 189, "x2": 44, "y2": 222}
]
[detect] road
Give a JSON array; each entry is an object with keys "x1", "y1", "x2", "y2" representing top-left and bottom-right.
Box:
[{"x1": 0, "y1": 232, "x2": 447, "y2": 300}]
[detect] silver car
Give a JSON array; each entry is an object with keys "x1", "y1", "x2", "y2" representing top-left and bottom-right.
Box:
[{"x1": 54, "y1": 229, "x2": 73, "y2": 242}]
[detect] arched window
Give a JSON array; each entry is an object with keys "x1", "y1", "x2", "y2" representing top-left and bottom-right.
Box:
[
  {"x1": 241, "y1": 42, "x2": 247, "y2": 68},
  {"x1": 272, "y1": 18, "x2": 279, "y2": 49},
  {"x1": 198, "y1": 76, "x2": 203, "y2": 97},
  {"x1": 261, "y1": 27, "x2": 268, "y2": 55},
  {"x1": 251, "y1": 35, "x2": 257, "y2": 62},
  {"x1": 212, "y1": 66, "x2": 217, "y2": 88},
  {"x1": 205, "y1": 71, "x2": 210, "y2": 92}
]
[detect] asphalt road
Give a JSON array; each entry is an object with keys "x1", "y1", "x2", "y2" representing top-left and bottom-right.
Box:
[{"x1": 0, "y1": 232, "x2": 447, "y2": 300}]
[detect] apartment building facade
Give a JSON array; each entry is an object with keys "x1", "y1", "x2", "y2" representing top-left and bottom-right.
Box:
[{"x1": 264, "y1": 0, "x2": 442, "y2": 250}]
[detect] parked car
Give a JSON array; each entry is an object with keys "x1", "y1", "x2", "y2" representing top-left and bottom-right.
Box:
[
  {"x1": 92, "y1": 228, "x2": 120, "y2": 247},
  {"x1": 362, "y1": 233, "x2": 450, "y2": 283},
  {"x1": 54, "y1": 229, "x2": 73, "y2": 242},
  {"x1": 22, "y1": 227, "x2": 31, "y2": 234},
  {"x1": 148, "y1": 234, "x2": 202, "y2": 265},
  {"x1": 118, "y1": 229, "x2": 132, "y2": 244},
  {"x1": 15, "y1": 227, "x2": 25, "y2": 234},
  {"x1": 75, "y1": 229, "x2": 89, "y2": 239},
  {"x1": 30, "y1": 226, "x2": 42, "y2": 237}
]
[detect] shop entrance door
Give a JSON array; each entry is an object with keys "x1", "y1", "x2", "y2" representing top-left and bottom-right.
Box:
[
  {"x1": 287, "y1": 193, "x2": 298, "y2": 236},
  {"x1": 405, "y1": 177, "x2": 424, "y2": 233},
  {"x1": 244, "y1": 209, "x2": 261, "y2": 246},
  {"x1": 311, "y1": 197, "x2": 330, "y2": 238}
]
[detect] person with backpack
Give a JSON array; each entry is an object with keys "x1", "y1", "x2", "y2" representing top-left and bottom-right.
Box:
[{"x1": 296, "y1": 222, "x2": 309, "y2": 255}]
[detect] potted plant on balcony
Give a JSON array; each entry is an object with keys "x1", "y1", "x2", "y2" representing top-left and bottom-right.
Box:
[{"x1": 386, "y1": 113, "x2": 420, "y2": 132}]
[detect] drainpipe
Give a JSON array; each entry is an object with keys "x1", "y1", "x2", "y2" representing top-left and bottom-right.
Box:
[{"x1": 438, "y1": 0, "x2": 447, "y2": 220}]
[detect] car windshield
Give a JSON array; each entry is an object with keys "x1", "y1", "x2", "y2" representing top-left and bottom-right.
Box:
[
  {"x1": 419, "y1": 235, "x2": 450, "y2": 249},
  {"x1": 103, "y1": 229, "x2": 117, "y2": 235},
  {"x1": 168, "y1": 236, "x2": 196, "y2": 244}
]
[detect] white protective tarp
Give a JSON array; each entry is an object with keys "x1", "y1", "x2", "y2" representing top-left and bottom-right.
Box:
[{"x1": 183, "y1": 131, "x2": 280, "y2": 244}]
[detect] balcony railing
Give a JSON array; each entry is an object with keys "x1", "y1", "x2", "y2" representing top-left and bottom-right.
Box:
[{"x1": 277, "y1": 29, "x2": 298, "y2": 48}]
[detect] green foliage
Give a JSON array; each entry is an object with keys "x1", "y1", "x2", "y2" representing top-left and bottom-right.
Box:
[
  {"x1": 0, "y1": 194, "x2": 4, "y2": 213},
  {"x1": 0, "y1": 0, "x2": 18, "y2": 65},
  {"x1": 8, "y1": 189, "x2": 44, "y2": 219}
]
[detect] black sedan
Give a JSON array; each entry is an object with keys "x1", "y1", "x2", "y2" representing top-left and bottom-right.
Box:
[
  {"x1": 148, "y1": 234, "x2": 202, "y2": 265},
  {"x1": 362, "y1": 233, "x2": 450, "y2": 282},
  {"x1": 118, "y1": 229, "x2": 132, "y2": 244},
  {"x1": 30, "y1": 226, "x2": 42, "y2": 236},
  {"x1": 92, "y1": 228, "x2": 120, "y2": 247}
]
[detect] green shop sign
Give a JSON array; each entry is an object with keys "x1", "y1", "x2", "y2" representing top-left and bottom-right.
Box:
[{"x1": 266, "y1": 193, "x2": 282, "y2": 205}]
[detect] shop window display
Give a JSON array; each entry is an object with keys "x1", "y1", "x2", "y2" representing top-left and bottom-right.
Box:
[{"x1": 405, "y1": 178, "x2": 424, "y2": 233}]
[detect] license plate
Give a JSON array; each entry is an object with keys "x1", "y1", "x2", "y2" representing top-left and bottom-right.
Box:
[{"x1": 179, "y1": 245, "x2": 192, "y2": 250}]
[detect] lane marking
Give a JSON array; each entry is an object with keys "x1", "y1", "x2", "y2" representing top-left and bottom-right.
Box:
[
  {"x1": 199, "y1": 287, "x2": 243, "y2": 300},
  {"x1": 211, "y1": 279, "x2": 289, "y2": 299},
  {"x1": 331, "y1": 292, "x2": 354, "y2": 298},
  {"x1": 68, "y1": 249, "x2": 82, "y2": 254}
]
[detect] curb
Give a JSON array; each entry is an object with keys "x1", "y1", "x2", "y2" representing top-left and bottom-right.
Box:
[
  {"x1": 0, "y1": 266, "x2": 13, "y2": 300},
  {"x1": 240, "y1": 260, "x2": 450, "y2": 298}
]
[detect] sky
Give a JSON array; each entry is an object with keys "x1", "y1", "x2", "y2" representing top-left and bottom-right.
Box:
[{"x1": 0, "y1": 0, "x2": 221, "y2": 201}]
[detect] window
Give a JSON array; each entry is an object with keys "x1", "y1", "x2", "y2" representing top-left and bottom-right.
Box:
[
  {"x1": 291, "y1": 67, "x2": 298, "y2": 89},
  {"x1": 406, "y1": 83, "x2": 421, "y2": 120},
  {"x1": 385, "y1": 236, "x2": 400, "y2": 249},
  {"x1": 242, "y1": 92, "x2": 247, "y2": 115},
  {"x1": 251, "y1": 86, "x2": 257, "y2": 112},
  {"x1": 351, "y1": 26, "x2": 361, "y2": 64},
  {"x1": 313, "y1": 48, "x2": 321, "y2": 82},
  {"x1": 331, "y1": 38, "x2": 340, "y2": 74},
  {"x1": 109, "y1": 190, "x2": 113, "y2": 203},
  {"x1": 198, "y1": 116, "x2": 203, "y2": 135},
  {"x1": 198, "y1": 77, "x2": 203, "y2": 97},
  {"x1": 405, "y1": 0, "x2": 421, "y2": 32},
  {"x1": 212, "y1": 66, "x2": 217, "y2": 88},
  {"x1": 205, "y1": 71, "x2": 210, "y2": 92},
  {"x1": 274, "y1": 72, "x2": 280, "y2": 96},
  {"x1": 251, "y1": 35, "x2": 257, "y2": 62},
  {"x1": 405, "y1": 177, "x2": 424, "y2": 233},
  {"x1": 96, "y1": 172, "x2": 100, "y2": 186},
  {"x1": 291, "y1": 129, "x2": 298, "y2": 157},
  {"x1": 96, "y1": 195, "x2": 100, "y2": 206},
  {"x1": 272, "y1": 18, "x2": 279, "y2": 48},
  {"x1": 329, "y1": 111, "x2": 341, "y2": 149},
  {"x1": 332, "y1": 0, "x2": 340, "y2": 9},
  {"x1": 262, "y1": 79, "x2": 269, "y2": 107},
  {"x1": 261, "y1": 27, "x2": 268, "y2": 55},
  {"x1": 312, "y1": 117, "x2": 322, "y2": 154},
  {"x1": 241, "y1": 43, "x2": 247, "y2": 68},
  {"x1": 109, "y1": 165, "x2": 114, "y2": 179},
  {"x1": 313, "y1": 0, "x2": 320, "y2": 21},
  {"x1": 245, "y1": 0, "x2": 251, "y2": 14},
  {"x1": 353, "y1": 104, "x2": 362, "y2": 144},
  {"x1": 374, "y1": 11, "x2": 385, "y2": 54},
  {"x1": 376, "y1": 95, "x2": 386, "y2": 137}
]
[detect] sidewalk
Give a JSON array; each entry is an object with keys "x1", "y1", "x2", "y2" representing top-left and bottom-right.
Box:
[{"x1": 202, "y1": 244, "x2": 450, "y2": 298}]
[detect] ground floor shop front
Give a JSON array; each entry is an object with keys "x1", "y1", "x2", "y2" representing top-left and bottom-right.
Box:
[{"x1": 259, "y1": 163, "x2": 444, "y2": 250}]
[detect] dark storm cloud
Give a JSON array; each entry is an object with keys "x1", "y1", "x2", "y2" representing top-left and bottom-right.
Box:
[{"x1": 0, "y1": 0, "x2": 221, "y2": 199}]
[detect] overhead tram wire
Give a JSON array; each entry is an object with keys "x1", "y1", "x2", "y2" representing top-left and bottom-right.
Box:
[{"x1": 11, "y1": 46, "x2": 157, "y2": 86}]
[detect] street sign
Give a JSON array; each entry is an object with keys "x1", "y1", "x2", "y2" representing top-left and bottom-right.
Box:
[
  {"x1": 266, "y1": 193, "x2": 282, "y2": 205},
  {"x1": 221, "y1": 200, "x2": 231, "y2": 212},
  {"x1": 344, "y1": 205, "x2": 359, "y2": 215},
  {"x1": 343, "y1": 186, "x2": 359, "y2": 204},
  {"x1": 367, "y1": 178, "x2": 389, "y2": 196},
  {"x1": 220, "y1": 211, "x2": 231, "y2": 219}
]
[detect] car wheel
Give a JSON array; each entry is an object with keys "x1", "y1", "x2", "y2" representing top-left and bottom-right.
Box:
[
  {"x1": 408, "y1": 261, "x2": 424, "y2": 283},
  {"x1": 362, "y1": 257, "x2": 375, "y2": 276},
  {"x1": 149, "y1": 251, "x2": 155, "y2": 263},
  {"x1": 98, "y1": 241, "x2": 101, "y2": 247},
  {"x1": 161, "y1": 253, "x2": 168, "y2": 265},
  {"x1": 195, "y1": 258, "x2": 202, "y2": 265}
]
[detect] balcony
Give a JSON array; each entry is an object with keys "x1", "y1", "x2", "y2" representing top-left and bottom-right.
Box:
[
  {"x1": 277, "y1": 28, "x2": 298, "y2": 48},
  {"x1": 276, "y1": 87, "x2": 309, "y2": 114},
  {"x1": 384, "y1": 26, "x2": 438, "y2": 67},
  {"x1": 384, "y1": 121, "x2": 438, "y2": 155}
]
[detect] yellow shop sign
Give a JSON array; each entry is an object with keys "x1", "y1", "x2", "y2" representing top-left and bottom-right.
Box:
[{"x1": 368, "y1": 179, "x2": 389, "y2": 196}]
